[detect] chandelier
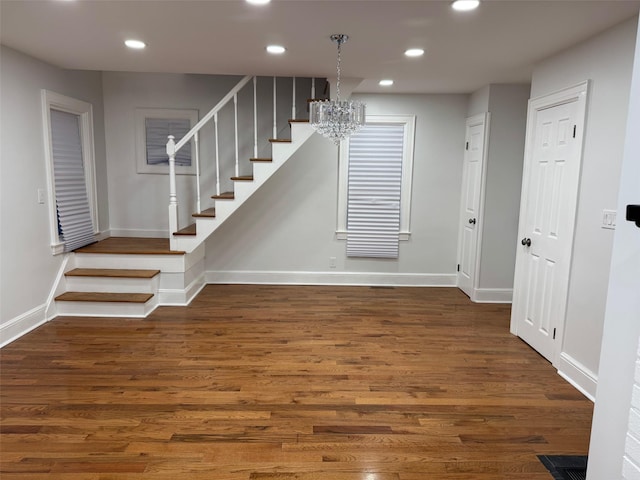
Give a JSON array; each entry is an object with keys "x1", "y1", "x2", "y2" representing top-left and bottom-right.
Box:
[{"x1": 309, "y1": 34, "x2": 366, "y2": 145}]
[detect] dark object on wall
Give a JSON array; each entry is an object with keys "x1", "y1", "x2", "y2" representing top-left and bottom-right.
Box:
[{"x1": 626, "y1": 204, "x2": 640, "y2": 228}]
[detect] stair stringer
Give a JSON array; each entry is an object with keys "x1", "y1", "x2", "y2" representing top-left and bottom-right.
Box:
[{"x1": 172, "y1": 123, "x2": 316, "y2": 253}]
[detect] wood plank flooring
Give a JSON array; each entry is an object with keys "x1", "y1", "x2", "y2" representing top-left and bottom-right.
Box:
[{"x1": 0, "y1": 285, "x2": 593, "y2": 479}]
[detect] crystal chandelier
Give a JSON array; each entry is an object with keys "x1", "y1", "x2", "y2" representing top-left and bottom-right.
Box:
[{"x1": 309, "y1": 34, "x2": 366, "y2": 145}]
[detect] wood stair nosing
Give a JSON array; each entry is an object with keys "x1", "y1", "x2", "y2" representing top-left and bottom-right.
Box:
[
  {"x1": 173, "y1": 223, "x2": 197, "y2": 236},
  {"x1": 250, "y1": 157, "x2": 272, "y2": 163},
  {"x1": 289, "y1": 119, "x2": 310, "y2": 124},
  {"x1": 55, "y1": 292, "x2": 154, "y2": 304},
  {"x1": 192, "y1": 207, "x2": 216, "y2": 218},
  {"x1": 212, "y1": 192, "x2": 235, "y2": 200},
  {"x1": 65, "y1": 268, "x2": 160, "y2": 279},
  {"x1": 269, "y1": 138, "x2": 292, "y2": 143},
  {"x1": 230, "y1": 175, "x2": 254, "y2": 181}
]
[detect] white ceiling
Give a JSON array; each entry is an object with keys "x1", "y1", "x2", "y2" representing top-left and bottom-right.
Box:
[{"x1": 1, "y1": 0, "x2": 639, "y2": 94}]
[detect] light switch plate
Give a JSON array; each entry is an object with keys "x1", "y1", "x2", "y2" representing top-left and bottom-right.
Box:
[{"x1": 602, "y1": 209, "x2": 616, "y2": 230}]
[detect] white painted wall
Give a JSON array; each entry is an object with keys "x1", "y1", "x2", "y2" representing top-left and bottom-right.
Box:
[
  {"x1": 467, "y1": 85, "x2": 490, "y2": 117},
  {"x1": 478, "y1": 85, "x2": 529, "y2": 291},
  {"x1": 205, "y1": 94, "x2": 468, "y2": 284},
  {"x1": 0, "y1": 46, "x2": 107, "y2": 341},
  {"x1": 588, "y1": 16, "x2": 640, "y2": 480},
  {"x1": 529, "y1": 16, "x2": 637, "y2": 394}
]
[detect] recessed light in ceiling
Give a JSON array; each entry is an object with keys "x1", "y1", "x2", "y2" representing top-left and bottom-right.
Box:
[
  {"x1": 266, "y1": 45, "x2": 286, "y2": 54},
  {"x1": 452, "y1": 0, "x2": 480, "y2": 11},
  {"x1": 379, "y1": 79, "x2": 394, "y2": 87},
  {"x1": 246, "y1": 0, "x2": 271, "y2": 4},
  {"x1": 404, "y1": 48, "x2": 425, "y2": 57},
  {"x1": 124, "y1": 39, "x2": 146, "y2": 49}
]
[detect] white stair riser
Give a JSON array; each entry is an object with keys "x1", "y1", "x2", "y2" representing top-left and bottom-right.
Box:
[
  {"x1": 75, "y1": 253, "x2": 186, "y2": 272},
  {"x1": 55, "y1": 298, "x2": 158, "y2": 318},
  {"x1": 64, "y1": 275, "x2": 159, "y2": 294}
]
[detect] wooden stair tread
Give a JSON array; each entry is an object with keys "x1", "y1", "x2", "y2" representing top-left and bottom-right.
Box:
[
  {"x1": 231, "y1": 175, "x2": 253, "y2": 181},
  {"x1": 212, "y1": 192, "x2": 235, "y2": 200},
  {"x1": 193, "y1": 207, "x2": 216, "y2": 218},
  {"x1": 269, "y1": 138, "x2": 292, "y2": 143},
  {"x1": 65, "y1": 268, "x2": 160, "y2": 279},
  {"x1": 55, "y1": 292, "x2": 154, "y2": 303},
  {"x1": 289, "y1": 119, "x2": 310, "y2": 123},
  {"x1": 250, "y1": 157, "x2": 272, "y2": 162},
  {"x1": 73, "y1": 237, "x2": 184, "y2": 255},
  {"x1": 173, "y1": 224, "x2": 196, "y2": 236}
]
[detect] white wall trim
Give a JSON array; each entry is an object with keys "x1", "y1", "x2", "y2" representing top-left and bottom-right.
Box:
[
  {"x1": 109, "y1": 228, "x2": 169, "y2": 238},
  {"x1": 206, "y1": 270, "x2": 456, "y2": 287},
  {"x1": 556, "y1": 351, "x2": 597, "y2": 401},
  {"x1": 473, "y1": 288, "x2": 513, "y2": 303},
  {"x1": 158, "y1": 272, "x2": 206, "y2": 305},
  {"x1": 0, "y1": 304, "x2": 48, "y2": 348}
]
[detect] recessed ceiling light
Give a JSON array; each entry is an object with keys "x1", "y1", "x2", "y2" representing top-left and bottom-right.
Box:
[
  {"x1": 124, "y1": 39, "x2": 146, "y2": 49},
  {"x1": 266, "y1": 45, "x2": 286, "y2": 54},
  {"x1": 404, "y1": 48, "x2": 425, "y2": 57},
  {"x1": 452, "y1": 0, "x2": 480, "y2": 11},
  {"x1": 379, "y1": 79, "x2": 394, "y2": 87},
  {"x1": 246, "y1": 0, "x2": 271, "y2": 4}
]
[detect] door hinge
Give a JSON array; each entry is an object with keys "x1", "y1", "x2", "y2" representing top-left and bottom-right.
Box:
[
  {"x1": 457, "y1": 264, "x2": 460, "y2": 272},
  {"x1": 553, "y1": 328, "x2": 556, "y2": 340},
  {"x1": 572, "y1": 125, "x2": 576, "y2": 138},
  {"x1": 465, "y1": 141, "x2": 469, "y2": 150}
]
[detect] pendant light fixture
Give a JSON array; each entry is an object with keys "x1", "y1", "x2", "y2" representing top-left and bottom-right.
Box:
[{"x1": 309, "y1": 34, "x2": 366, "y2": 145}]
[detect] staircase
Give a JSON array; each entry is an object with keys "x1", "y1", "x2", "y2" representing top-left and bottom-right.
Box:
[{"x1": 53, "y1": 76, "x2": 326, "y2": 318}]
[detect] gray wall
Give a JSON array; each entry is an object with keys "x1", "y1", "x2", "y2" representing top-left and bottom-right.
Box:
[
  {"x1": 205, "y1": 93, "x2": 468, "y2": 282},
  {"x1": 529, "y1": 16, "x2": 638, "y2": 394},
  {"x1": 0, "y1": 46, "x2": 107, "y2": 339}
]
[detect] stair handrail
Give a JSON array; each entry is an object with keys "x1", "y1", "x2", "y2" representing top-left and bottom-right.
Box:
[{"x1": 166, "y1": 75, "x2": 253, "y2": 237}]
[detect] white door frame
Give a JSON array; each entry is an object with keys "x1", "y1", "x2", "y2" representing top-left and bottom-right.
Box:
[
  {"x1": 510, "y1": 81, "x2": 589, "y2": 365},
  {"x1": 456, "y1": 112, "x2": 490, "y2": 301}
]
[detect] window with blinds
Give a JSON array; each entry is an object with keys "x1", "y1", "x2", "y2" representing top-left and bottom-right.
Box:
[
  {"x1": 50, "y1": 109, "x2": 95, "y2": 252},
  {"x1": 346, "y1": 123, "x2": 405, "y2": 258}
]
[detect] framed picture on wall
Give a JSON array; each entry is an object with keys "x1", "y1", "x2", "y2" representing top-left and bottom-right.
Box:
[{"x1": 135, "y1": 108, "x2": 198, "y2": 174}]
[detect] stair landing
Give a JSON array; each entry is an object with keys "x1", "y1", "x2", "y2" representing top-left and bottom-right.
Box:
[{"x1": 75, "y1": 237, "x2": 184, "y2": 255}]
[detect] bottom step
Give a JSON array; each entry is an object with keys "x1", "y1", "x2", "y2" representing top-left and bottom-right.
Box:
[
  {"x1": 55, "y1": 292, "x2": 157, "y2": 318},
  {"x1": 56, "y1": 292, "x2": 153, "y2": 303}
]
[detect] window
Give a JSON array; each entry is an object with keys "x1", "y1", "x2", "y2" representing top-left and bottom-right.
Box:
[
  {"x1": 337, "y1": 115, "x2": 416, "y2": 256},
  {"x1": 42, "y1": 90, "x2": 98, "y2": 254}
]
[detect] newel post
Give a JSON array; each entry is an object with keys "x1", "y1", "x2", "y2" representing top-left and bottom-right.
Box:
[{"x1": 166, "y1": 135, "x2": 178, "y2": 246}]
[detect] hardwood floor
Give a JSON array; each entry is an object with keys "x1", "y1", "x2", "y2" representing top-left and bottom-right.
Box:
[{"x1": 0, "y1": 285, "x2": 593, "y2": 479}]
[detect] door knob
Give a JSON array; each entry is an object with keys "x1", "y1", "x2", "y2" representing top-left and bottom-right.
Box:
[
  {"x1": 468, "y1": 218, "x2": 476, "y2": 225},
  {"x1": 521, "y1": 237, "x2": 531, "y2": 247}
]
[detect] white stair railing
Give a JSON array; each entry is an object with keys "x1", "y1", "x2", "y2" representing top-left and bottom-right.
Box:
[{"x1": 166, "y1": 75, "x2": 324, "y2": 248}]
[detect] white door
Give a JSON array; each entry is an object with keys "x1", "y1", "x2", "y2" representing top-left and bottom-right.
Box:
[
  {"x1": 457, "y1": 113, "x2": 488, "y2": 298},
  {"x1": 511, "y1": 83, "x2": 588, "y2": 362}
]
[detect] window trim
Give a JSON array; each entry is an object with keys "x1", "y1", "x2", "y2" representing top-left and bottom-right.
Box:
[
  {"x1": 41, "y1": 90, "x2": 98, "y2": 255},
  {"x1": 336, "y1": 114, "x2": 416, "y2": 240}
]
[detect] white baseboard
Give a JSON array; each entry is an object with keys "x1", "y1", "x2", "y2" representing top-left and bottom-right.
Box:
[
  {"x1": 0, "y1": 304, "x2": 49, "y2": 348},
  {"x1": 158, "y1": 272, "x2": 206, "y2": 305},
  {"x1": 206, "y1": 270, "x2": 457, "y2": 287},
  {"x1": 473, "y1": 288, "x2": 513, "y2": 303},
  {"x1": 109, "y1": 228, "x2": 168, "y2": 238},
  {"x1": 556, "y1": 352, "x2": 597, "y2": 401}
]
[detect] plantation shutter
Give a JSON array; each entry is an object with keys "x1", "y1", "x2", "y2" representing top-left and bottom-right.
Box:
[
  {"x1": 51, "y1": 109, "x2": 95, "y2": 252},
  {"x1": 346, "y1": 123, "x2": 404, "y2": 258}
]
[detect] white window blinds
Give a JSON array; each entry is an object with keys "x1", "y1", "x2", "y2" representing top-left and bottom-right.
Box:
[
  {"x1": 51, "y1": 109, "x2": 95, "y2": 252},
  {"x1": 346, "y1": 123, "x2": 404, "y2": 258}
]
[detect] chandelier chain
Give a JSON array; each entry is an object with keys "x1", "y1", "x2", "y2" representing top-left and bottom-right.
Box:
[{"x1": 336, "y1": 38, "x2": 342, "y2": 101}]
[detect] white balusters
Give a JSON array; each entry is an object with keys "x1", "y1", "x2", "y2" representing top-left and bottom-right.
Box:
[
  {"x1": 214, "y1": 113, "x2": 220, "y2": 196},
  {"x1": 273, "y1": 76, "x2": 277, "y2": 139},
  {"x1": 166, "y1": 135, "x2": 178, "y2": 242},
  {"x1": 253, "y1": 76, "x2": 258, "y2": 158},
  {"x1": 194, "y1": 132, "x2": 201, "y2": 214},
  {"x1": 234, "y1": 93, "x2": 239, "y2": 177},
  {"x1": 292, "y1": 77, "x2": 296, "y2": 120}
]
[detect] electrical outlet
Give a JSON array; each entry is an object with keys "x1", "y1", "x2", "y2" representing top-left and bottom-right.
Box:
[
  {"x1": 329, "y1": 257, "x2": 337, "y2": 268},
  {"x1": 602, "y1": 209, "x2": 616, "y2": 230}
]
